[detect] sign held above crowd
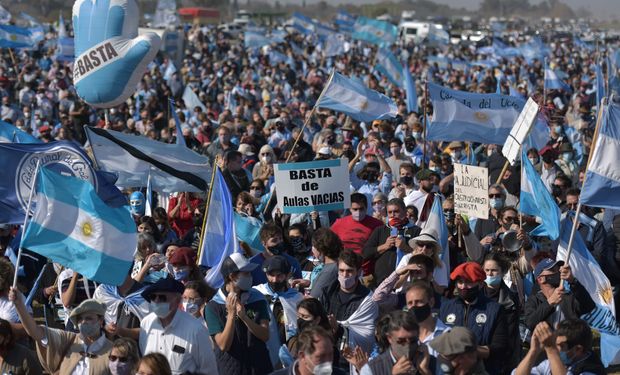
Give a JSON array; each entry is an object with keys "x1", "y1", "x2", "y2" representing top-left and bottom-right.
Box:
[{"x1": 453, "y1": 163, "x2": 489, "y2": 220}]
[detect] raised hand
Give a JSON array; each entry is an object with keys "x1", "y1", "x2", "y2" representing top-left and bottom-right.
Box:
[{"x1": 72, "y1": 0, "x2": 161, "y2": 108}]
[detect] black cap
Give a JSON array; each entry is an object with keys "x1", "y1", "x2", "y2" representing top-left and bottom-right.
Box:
[
  {"x1": 220, "y1": 253, "x2": 258, "y2": 278},
  {"x1": 262, "y1": 255, "x2": 291, "y2": 274},
  {"x1": 141, "y1": 278, "x2": 185, "y2": 302}
]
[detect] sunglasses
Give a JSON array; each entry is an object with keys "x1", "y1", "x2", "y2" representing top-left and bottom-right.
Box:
[
  {"x1": 109, "y1": 355, "x2": 129, "y2": 363},
  {"x1": 150, "y1": 294, "x2": 168, "y2": 302},
  {"x1": 488, "y1": 194, "x2": 502, "y2": 198},
  {"x1": 417, "y1": 242, "x2": 435, "y2": 249},
  {"x1": 503, "y1": 216, "x2": 517, "y2": 222},
  {"x1": 250, "y1": 186, "x2": 262, "y2": 190}
]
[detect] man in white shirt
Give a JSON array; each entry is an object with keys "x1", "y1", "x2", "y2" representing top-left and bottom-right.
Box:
[
  {"x1": 404, "y1": 169, "x2": 435, "y2": 225},
  {"x1": 139, "y1": 278, "x2": 219, "y2": 375}
]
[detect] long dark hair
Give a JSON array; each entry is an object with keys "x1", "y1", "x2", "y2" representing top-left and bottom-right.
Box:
[{"x1": 297, "y1": 298, "x2": 331, "y2": 331}]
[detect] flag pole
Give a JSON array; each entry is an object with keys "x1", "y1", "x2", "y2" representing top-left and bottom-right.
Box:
[
  {"x1": 564, "y1": 96, "x2": 607, "y2": 262},
  {"x1": 196, "y1": 156, "x2": 220, "y2": 263},
  {"x1": 261, "y1": 69, "x2": 336, "y2": 216},
  {"x1": 423, "y1": 80, "x2": 428, "y2": 169},
  {"x1": 13, "y1": 159, "x2": 41, "y2": 288}
]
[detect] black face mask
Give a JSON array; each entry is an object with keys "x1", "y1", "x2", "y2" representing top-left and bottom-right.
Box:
[
  {"x1": 192, "y1": 215, "x2": 204, "y2": 227},
  {"x1": 543, "y1": 155, "x2": 555, "y2": 164},
  {"x1": 409, "y1": 303, "x2": 432, "y2": 322},
  {"x1": 269, "y1": 281, "x2": 288, "y2": 292},
  {"x1": 297, "y1": 318, "x2": 313, "y2": 333},
  {"x1": 459, "y1": 285, "x2": 480, "y2": 303},
  {"x1": 552, "y1": 186, "x2": 563, "y2": 198},
  {"x1": 545, "y1": 272, "x2": 561, "y2": 288},
  {"x1": 268, "y1": 242, "x2": 286, "y2": 256},
  {"x1": 366, "y1": 172, "x2": 379, "y2": 183},
  {"x1": 400, "y1": 175, "x2": 413, "y2": 186},
  {"x1": 289, "y1": 236, "x2": 307, "y2": 254}
]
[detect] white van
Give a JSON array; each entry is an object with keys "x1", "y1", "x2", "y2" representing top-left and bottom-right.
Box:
[{"x1": 398, "y1": 21, "x2": 430, "y2": 44}]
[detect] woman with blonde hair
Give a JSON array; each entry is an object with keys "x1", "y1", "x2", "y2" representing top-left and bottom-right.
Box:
[
  {"x1": 108, "y1": 338, "x2": 140, "y2": 375},
  {"x1": 135, "y1": 353, "x2": 172, "y2": 375}
]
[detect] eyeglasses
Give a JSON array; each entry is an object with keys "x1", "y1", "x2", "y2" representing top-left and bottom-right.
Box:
[
  {"x1": 109, "y1": 355, "x2": 129, "y2": 363},
  {"x1": 488, "y1": 194, "x2": 502, "y2": 198},
  {"x1": 150, "y1": 294, "x2": 168, "y2": 302}
]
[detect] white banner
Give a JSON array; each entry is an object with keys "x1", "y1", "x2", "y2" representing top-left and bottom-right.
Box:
[
  {"x1": 502, "y1": 97, "x2": 539, "y2": 165},
  {"x1": 274, "y1": 158, "x2": 350, "y2": 214},
  {"x1": 454, "y1": 163, "x2": 489, "y2": 220}
]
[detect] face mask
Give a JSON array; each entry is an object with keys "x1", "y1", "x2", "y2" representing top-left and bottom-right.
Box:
[
  {"x1": 174, "y1": 268, "x2": 190, "y2": 281},
  {"x1": 306, "y1": 359, "x2": 333, "y2": 375},
  {"x1": 338, "y1": 274, "x2": 357, "y2": 290},
  {"x1": 542, "y1": 155, "x2": 555, "y2": 164},
  {"x1": 487, "y1": 148, "x2": 496, "y2": 157},
  {"x1": 78, "y1": 321, "x2": 100, "y2": 338},
  {"x1": 366, "y1": 172, "x2": 379, "y2": 183},
  {"x1": 400, "y1": 175, "x2": 413, "y2": 186},
  {"x1": 269, "y1": 280, "x2": 288, "y2": 292},
  {"x1": 459, "y1": 285, "x2": 479, "y2": 303},
  {"x1": 451, "y1": 151, "x2": 462, "y2": 160},
  {"x1": 485, "y1": 274, "x2": 503, "y2": 287},
  {"x1": 109, "y1": 360, "x2": 132, "y2": 375},
  {"x1": 410, "y1": 303, "x2": 432, "y2": 322},
  {"x1": 391, "y1": 147, "x2": 400, "y2": 156},
  {"x1": 529, "y1": 157, "x2": 538, "y2": 165},
  {"x1": 251, "y1": 189, "x2": 262, "y2": 198},
  {"x1": 351, "y1": 210, "x2": 366, "y2": 222},
  {"x1": 373, "y1": 203, "x2": 385, "y2": 212},
  {"x1": 268, "y1": 242, "x2": 286, "y2": 256},
  {"x1": 554, "y1": 125, "x2": 563, "y2": 134},
  {"x1": 157, "y1": 224, "x2": 164, "y2": 232},
  {"x1": 391, "y1": 342, "x2": 410, "y2": 360},
  {"x1": 297, "y1": 318, "x2": 313, "y2": 333},
  {"x1": 219, "y1": 135, "x2": 229, "y2": 144},
  {"x1": 429, "y1": 166, "x2": 440, "y2": 174},
  {"x1": 559, "y1": 349, "x2": 573, "y2": 366},
  {"x1": 182, "y1": 301, "x2": 200, "y2": 315},
  {"x1": 389, "y1": 217, "x2": 407, "y2": 228},
  {"x1": 289, "y1": 236, "x2": 307, "y2": 253},
  {"x1": 150, "y1": 302, "x2": 171, "y2": 318},
  {"x1": 545, "y1": 272, "x2": 561, "y2": 288},
  {"x1": 262, "y1": 155, "x2": 272, "y2": 163},
  {"x1": 561, "y1": 152, "x2": 572, "y2": 162},
  {"x1": 235, "y1": 274, "x2": 253, "y2": 291},
  {"x1": 489, "y1": 198, "x2": 504, "y2": 209},
  {"x1": 412, "y1": 132, "x2": 422, "y2": 140},
  {"x1": 193, "y1": 214, "x2": 204, "y2": 227}
]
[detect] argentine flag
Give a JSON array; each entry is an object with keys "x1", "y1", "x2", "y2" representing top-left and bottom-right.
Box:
[
  {"x1": 375, "y1": 48, "x2": 404, "y2": 87},
  {"x1": 244, "y1": 31, "x2": 272, "y2": 49},
  {"x1": 521, "y1": 149, "x2": 561, "y2": 239},
  {"x1": 199, "y1": 168, "x2": 240, "y2": 288},
  {"x1": 0, "y1": 25, "x2": 35, "y2": 49},
  {"x1": 403, "y1": 63, "x2": 418, "y2": 113},
  {"x1": 22, "y1": 168, "x2": 136, "y2": 286},
  {"x1": 557, "y1": 218, "x2": 620, "y2": 366},
  {"x1": 581, "y1": 101, "x2": 620, "y2": 209},
  {"x1": 316, "y1": 72, "x2": 398, "y2": 123},
  {"x1": 352, "y1": 16, "x2": 397, "y2": 47},
  {"x1": 424, "y1": 195, "x2": 450, "y2": 282},
  {"x1": 544, "y1": 61, "x2": 572, "y2": 92},
  {"x1": 0, "y1": 121, "x2": 40, "y2": 143}
]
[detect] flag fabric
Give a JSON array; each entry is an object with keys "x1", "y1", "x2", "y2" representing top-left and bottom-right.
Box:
[
  {"x1": 0, "y1": 5, "x2": 11, "y2": 24},
  {"x1": 291, "y1": 12, "x2": 314, "y2": 35},
  {"x1": 144, "y1": 172, "x2": 152, "y2": 217},
  {"x1": 56, "y1": 37, "x2": 74, "y2": 62},
  {"x1": 19, "y1": 12, "x2": 38, "y2": 26},
  {"x1": 234, "y1": 212, "x2": 264, "y2": 252},
  {"x1": 544, "y1": 60, "x2": 572, "y2": 92},
  {"x1": 556, "y1": 218, "x2": 620, "y2": 366},
  {"x1": 0, "y1": 121, "x2": 40, "y2": 143},
  {"x1": 521, "y1": 149, "x2": 561, "y2": 239},
  {"x1": 0, "y1": 25, "x2": 35, "y2": 49},
  {"x1": 22, "y1": 167, "x2": 136, "y2": 286},
  {"x1": 596, "y1": 62, "x2": 605, "y2": 108},
  {"x1": 163, "y1": 62, "x2": 176, "y2": 82},
  {"x1": 375, "y1": 48, "x2": 404, "y2": 87},
  {"x1": 0, "y1": 141, "x2": 126, "y2": 224},
  {"x1": 200, "y1": 168, "x2": 240, "y2": 288},
  {"x1": 426, "y1": 23, "x2": 449, "y2": 45},
  {"x1": 580, "y1": 101, "x2": 620, "y2": 209},
  {"x1": 58, "y1": 13, "x2": 67, "y2": 39},
  {"x1": 169, "y1": 98, "x2": 186, "y2": 147},
  {"x1": 245, "y1": 31, "x2": 272, "y2": 49},
  {"x1": 424, "y1": 196, "x2": 450, "y2": 282},
  {"x1": 403, "y1": 63, "x2": 418, "y2": 113},
  {"x1": 85, "y1": 127, "x2": 211, "y2": 193},
  {"x1": 182, "y1": 85, "x2": 207, "y2": 113},
  {"x1": 316, "y1": 72, "x2": 398, "y2": 123},
  {"x1": 268, "y1": 50, "x2": 288, "y2": 66},
  {"x1": 352, "y1": 17, "x2": 397, "y2": 47},
  {"x1": 152, "y1": 0, "x2": 179, "y2": 28},
  {"x1": 323, "y1": 34, "x2": 345, "y2": 57},
  {"x1": 427, "y1": 82, "x2": 548, "y2": 146}
]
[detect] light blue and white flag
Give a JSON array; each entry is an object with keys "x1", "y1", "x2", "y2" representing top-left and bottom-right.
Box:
[
  {"x1": 323, "y1": 33, "x2": 345, "y2": 57},
  {"x1": 403, "y1": 63, "x2": 418, "y2": 113},
  {"x1": 22, "y1": 167, "x2": 136, "y2": 286},
  {"x1": 291, "y1": 12, "x2": 314, "y2": 35},
  {"x1": 544, "y1": 61, "x2": 572, "y2": 92},
  {"x1": 375, "y1": 48, "x2": 403, "y2": 87},
  {"x1": 0, "y1": 25, "x2": 35, "y2": 49},
  {"x1": 169, "y1": 98, "x2": 185, "y2": 147},
  {"x1": 200, "y1": 168, "x2": 240, "y2": 288},
  {"x1": 163, "y1": 61, "x2": 176, "y2": 82},
  {"x1": 424, "y1": 195, "x2": 450, "y2": 281},
  {"x1": 316, "y1": 72, "x2": 398, "y2": 123},
  {"x1": 0, "y1": 5, "x2": 11, "y2": 24},
  {"x1": 56, "y1": 37, "x2": 74, "y2": 62},
  {"x1": 596, "y1": 61, "x2": 605, "y2": 108},
  {"x1": 58, "y1": 13, "x2": 67, "y2": 39},
  {"x1": 85, "y1": 127, "x2": 211, "y2": 193},
  {"x1": 521, "y1": 149, "x2": 561, "y2": 239},
  {"x1": 426, "y1": 23, "x2": 449, "y2": 45},
  {"x1": 182, "y1": 85, "x2": 207, "y2": 113},
  {"x1": 352, "y1": 16, "x2": 397, "y2": 47},
  {"x1": 0, "y1": 121, "x2": 40, "y2": 143},
  {"x1": 556, "y1": 218, "x2": 620, "y2": 366},
  {"x1": 245, "y1": 30, "x2": 272, "y2": 49},
  {"x1": 428, "y1": 82, "x2": 548, "y2": 146},
  {"x1": 18, "y1": 12, "x2": 38, "y2": 26},
  {"x1": 269, "y1": 50, "x2": 288, "y2": 66},
  {"x1": 580, "y1": 102, "x2": 620, "y2": 209}
]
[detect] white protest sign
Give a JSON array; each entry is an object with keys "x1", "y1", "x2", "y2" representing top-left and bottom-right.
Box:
[
  {"x1": 454, "y1": 163, "x2": 489, "y2": 220},
  {"x1": 274, "y1": 158, "x2": 350, "y2": 214},
  {"x1": 502, "y1": 97, "x2": 539, "y2": 165}
]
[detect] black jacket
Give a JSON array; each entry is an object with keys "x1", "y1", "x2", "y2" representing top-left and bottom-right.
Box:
[
  {"x1": 524, "y1": 279, "x2": 596, "y2": 331},
  {"x1": 362, "y1": 225, "x2": 421, "y2": 283}
]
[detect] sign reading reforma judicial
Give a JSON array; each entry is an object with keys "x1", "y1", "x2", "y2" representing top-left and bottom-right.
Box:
[
  {"x1": 454, "y1": 163, "x2": 489, "y2": 220},
  {"x1": 274, "y1": 158, "x2": 350, "y2": 214}
]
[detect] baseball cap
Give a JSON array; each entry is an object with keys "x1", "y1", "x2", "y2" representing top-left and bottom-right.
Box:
[
  {"x1": 533, "y1": 258, "x2": 564, "y2": 279},
  {"x1": 220, "y1": 253, "x2": 258, "y2": 278},
  {"x1": 430, "y1": 327, "x2": 477, "y2": 356},
  {"x1": 262, "y1": 255, "x2": 291, "y2": 274}
]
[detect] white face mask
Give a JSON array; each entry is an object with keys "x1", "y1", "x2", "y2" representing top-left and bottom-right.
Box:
[
  {"x1": 306, "y1": 357, "x2": 333, "y2": 375},
  {"x1": 262, "y1": 155, "x2": 272, "y2": 163}
]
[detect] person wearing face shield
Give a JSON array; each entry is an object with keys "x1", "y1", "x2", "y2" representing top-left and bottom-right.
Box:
[
  {"x1": 10, "y1": 292, "x2": 112, "y2": 375},
  {"x1": 515, "y1": 319, "x2": 606, "y2": 375},
  {"x1": 140, "y1": 278, "x2": 218, "y2": 375},
  {"x1": 270, "y1": 326, "x2": 346, "y2": 375},
  {"x1": 523, "y1": 258, "x2": 595, "y2": 332},
  {"x1": 205, "y1": 253, "x2": 273, "y2": 375},
  {"x1": 438, "y1": 262, "x2": 508, "y2": 374},
  {"x1": 253, "y1": 256, "x2": 304, "y2": 369}
]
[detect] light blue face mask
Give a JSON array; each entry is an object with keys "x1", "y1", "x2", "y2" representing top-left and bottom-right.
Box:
[
  {"x1": 561, "y1": 152, "x2": 572, "y2": 162},
  {"x1": 485, "y1": 274, "x2": 503, "y2": 287},
  {"x1": 559, "y1": 350, "x2": 573, "y2": 366},
  {"x1": 489, "y1": 198, "x2": 504, "y2": 209}
]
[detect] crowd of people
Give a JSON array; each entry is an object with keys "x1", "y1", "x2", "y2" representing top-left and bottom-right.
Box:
[{"x1": 0, "y1": 6, "x2": 619, "y2": 375}]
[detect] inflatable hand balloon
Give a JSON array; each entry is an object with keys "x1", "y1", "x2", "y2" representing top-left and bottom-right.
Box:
[{"x1": 72, "y1": 0, "x2": 161, "y2": 108}]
